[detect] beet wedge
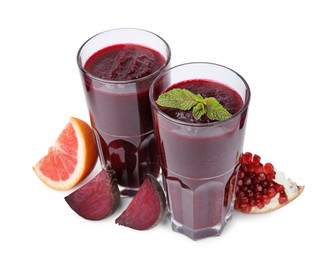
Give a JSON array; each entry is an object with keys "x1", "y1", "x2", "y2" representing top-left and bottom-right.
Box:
[
  {"x1": 65, "y1": 168, "x2": 120, "y2": 220},
  {"x1": 116, "y1": 174, "x2": 166, "y2": 230}
]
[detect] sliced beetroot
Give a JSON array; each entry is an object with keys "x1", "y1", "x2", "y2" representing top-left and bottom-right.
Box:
[
  {"x1": 115, "y1": 174, "x2": 166, "y2": 230},
  {"x1": 234, "y1": 152, "x2": 304, "y2": 214},
  {"x1": 65, "y1": 168, "x2": 120, "y2": 220}
]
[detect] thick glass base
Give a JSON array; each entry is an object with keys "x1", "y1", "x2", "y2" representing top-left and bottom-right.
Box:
[
  {"x1": 170, "y1": 216, "x2": 232, "y2": 240},
  {"x1": 163, "y1": 172, "x2": 237, "y2": 240}
]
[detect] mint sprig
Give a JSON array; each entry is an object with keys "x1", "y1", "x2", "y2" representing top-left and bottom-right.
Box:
[{"x1": 156, "y1": 88, "x2": 232, "y2": 121}]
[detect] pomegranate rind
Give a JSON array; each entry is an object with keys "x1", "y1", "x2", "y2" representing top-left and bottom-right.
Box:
[
  {"x1": 115, "y1": 174, "x2": 166, "y2": 230},
  {"x1": 32, "y1": 117, "x2": 98, "y2": 190},
  {"x1": 249, "y1": 171, "x2": 304, "y2": 214},
  {"x1": 65, "y1": 169, "x2": 120, "y2": 220}
]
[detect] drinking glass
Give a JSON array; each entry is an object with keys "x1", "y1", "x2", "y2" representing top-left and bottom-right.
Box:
[
  {"x1": 149, "y1": 62, "x2": 250, "y2": 239},
  {"x1": 77, "y1": 28, "x2": 171, "y2": 193}
]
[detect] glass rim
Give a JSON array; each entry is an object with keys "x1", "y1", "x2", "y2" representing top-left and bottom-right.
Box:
[
  {"x1": 76, "y1": 27, "x2": 171, "y2": 84},
  {"x1": 149, "y1": 62, "x2": 251, "y2": 127}
]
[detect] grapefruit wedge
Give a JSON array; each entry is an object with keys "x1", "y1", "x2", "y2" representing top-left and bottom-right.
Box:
[{"x1": 33, "y1": 117, "x2": 98, "y2": 190}]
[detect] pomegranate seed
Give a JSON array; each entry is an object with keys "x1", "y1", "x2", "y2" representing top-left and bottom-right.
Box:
[
  {"x1": 240, "y1": 197, "x2": 249, "y2": 204},
  {"x1": 240, "y1": 204, "x2": 252, "y2": 213},
  {"x1": 247, "y1": 189, "x2": 253, "y2": 197},
  {"x1": 266, "y1": 172, "x2": 275, "y2": 181},
  {"x1": 267, "y1": 187, "x2": 277, "y2": 198},
  {"x1": 275, "y1": 183, "x2": 285, "y2": 192},
  {"x1": 261, "y1": 180, "x2": 269, "y2": 187},
  {"x1": 242, "y1": 152, "x2": 252, "y2": 164},
  {"x1": 257, "y1": 172, "x2": 266, "y2": 181},
  {"x1": 261, "y1": 195, "x2": 271, "y2": 205},
  {"x1": 262, "y1": 188, "x2": 268, "y2": 195},
  {"x1": 241, "y1": 165, "x2": 248, "y2": 173},
  {"x1": 256, "y1": 200, "x2": 264, "y2": 209},
  {"x1": 243, "y1": 177, "x2": 252, "y2": 186},
  {"x1": 237, "y1": 179, "x2": 243, "y2": 186},
  {"x1": 249, "y1": 198, "x2": 256, "y2": 206},
  {"x1": 252, "y1": 178, "x2": 260, "y2": 185},
  {"x1": 254, "y1": 192, "x2": 261, "y2": 200},
  {"x1": 237, "y1": 191, "x2": 245, "y2": 198},
  {"x1": 278, "y1": 192, "x2": 288, "y2": 204},
  {"x1": 247, "y1": 163, "x2": 255, "y2": 173},
  {"x1": 255, "y1": 184, "x2": 263, "y2": 192},
  {"x1": 264, "y1": 163, "x2": 274, "y2": 174},
  {"x1": 254, "y1": 163, "x2": 264, "y2": 174},
  {"x1": 252, "y1": 154, "x2": 261, "y2": 164}
]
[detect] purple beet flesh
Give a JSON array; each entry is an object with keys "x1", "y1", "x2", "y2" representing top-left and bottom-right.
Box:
[
  {"x1": 115, "y1": 174, "x2": 166, "y2": 230},
  {"x1": 65, "y1": 169, "x2": 120, "y2": 220}
]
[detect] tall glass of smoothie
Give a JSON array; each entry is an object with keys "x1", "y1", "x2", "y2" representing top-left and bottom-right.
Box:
[
  {"x1": 77, "y1": 28, "x2": 171, "y2": 193},
  {"x1": 149, "y1": 62, "x2": 250, "y2": 240}
]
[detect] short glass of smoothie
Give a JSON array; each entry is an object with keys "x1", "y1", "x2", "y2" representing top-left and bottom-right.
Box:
[
  {"x1": 77, "y1": 28, "x2": 171, "y2": 193},
  {"x1": 149, "y1": 62, "x2": 250, "y2": 240}
]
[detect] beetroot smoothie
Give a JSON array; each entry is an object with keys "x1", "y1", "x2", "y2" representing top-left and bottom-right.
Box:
[
  {"x1": 77, "y1": 29, "x2": 170, "y2": 190},
  {"x1": 150, "y1": 63, "x2": 250, "y2": 239}
]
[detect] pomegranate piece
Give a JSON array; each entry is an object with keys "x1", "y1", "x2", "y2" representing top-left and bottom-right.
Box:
[
  {"x1": 65, "y1": 168, "x2": 120, "y2": 220},
  {"x1": 234, "y1": 152, "x2": 304, "y2": 214},
  {"x1": 115, "y1": 174, "x2": 166, "y2": 230}
]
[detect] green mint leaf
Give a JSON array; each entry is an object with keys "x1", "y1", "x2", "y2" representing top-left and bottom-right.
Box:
[
  {"x1": 192, "y1": 102, "x2": 206, "y2": 120},
  {"x1": 204, "y1": 97, "x2": 232, "y2": 121},
  {"x1": 156, "y1": 88, "x2": 233, "y2": 122},
  {"x1": 156, "y1": 88, "x2": 198, "y2": 110},
  {"x1": 195, "y1": 94, "x2": 204, "y2": 102}
]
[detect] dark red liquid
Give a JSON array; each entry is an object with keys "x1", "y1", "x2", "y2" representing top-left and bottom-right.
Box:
[
  {"x1": 85, "y1": 44, "x2": 165, "y2": 81},
  {"x1": 155, "y1": 79, "x2": 247, "y2": 239},
  {"x1": 82, "y1": 44, "x2": 166, "y2": 188}
]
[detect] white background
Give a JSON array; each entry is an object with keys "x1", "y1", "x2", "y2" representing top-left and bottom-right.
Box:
[{"x1": 1, "y1": 0, "x2": 334, "y2": 259}]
